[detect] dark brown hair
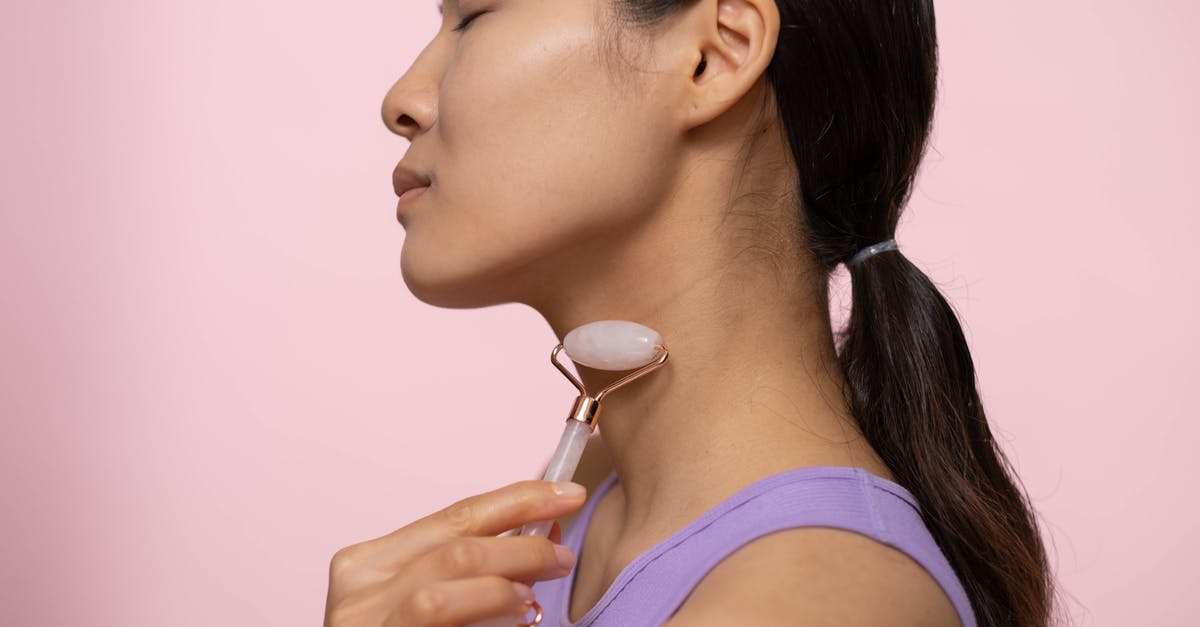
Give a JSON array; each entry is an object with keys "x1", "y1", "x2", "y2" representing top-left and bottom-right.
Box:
[{"x1": 598, "y1": 1, "x2": 1056, "y2": 624}]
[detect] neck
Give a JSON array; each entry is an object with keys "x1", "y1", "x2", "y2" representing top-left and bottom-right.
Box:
[
  {"x1": 542, "y1": 265, "x2": 884, "y2": 541},
  {"x1": 526, "y1": 114, "x2": 889, "y2": 543}
]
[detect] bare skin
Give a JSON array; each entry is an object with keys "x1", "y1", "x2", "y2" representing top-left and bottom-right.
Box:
[{"x1": 358, "y1": 0, "x2": 962, "y2": 623}]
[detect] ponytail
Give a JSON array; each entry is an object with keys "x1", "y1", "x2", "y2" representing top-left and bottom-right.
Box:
[{"x1": 837, "y1": 247, "x2": 1053, "y2": 625}]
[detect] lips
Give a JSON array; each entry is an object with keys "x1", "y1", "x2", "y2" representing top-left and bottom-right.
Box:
[
  {"x1": 393, "y1": 163, "x2": 432, "y2": 198},
  {"x1": 397, "y1": 186, "x2": 427, "y2": 203}
]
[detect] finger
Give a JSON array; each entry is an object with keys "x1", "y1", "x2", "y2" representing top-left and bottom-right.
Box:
[
  {"x1": 391, "y1": 575, "x2": 538, "y2": 627},
  {"x1": 497, "y1": 519, "x2": 562, "y2": 541},
  {"x1": 370, "y1": 481, "x2": 586, "y2": 565},
  {"x1": 410, "y1": 535, "x2": 577, "y2": 584},
  {"x1": 516, "y1": 521, "x2": 565, "y2": 590}
]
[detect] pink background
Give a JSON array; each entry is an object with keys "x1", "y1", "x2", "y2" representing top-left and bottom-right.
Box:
[{"x1": 1, "y1": 1, "x2": 1195, "y2": 625}]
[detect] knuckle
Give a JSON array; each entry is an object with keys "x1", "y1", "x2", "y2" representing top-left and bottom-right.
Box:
[
  {"x1": 406, "y1": 584, "x2": 445, "y2": 622},
  {"x1": 329, "y1": 544, "x2": 361, "y2": 578},
  {"x1": 441, "y1": 498, "x2": 477, "y2": 535},
  {"x1": 439, "y1": 539, "x2": 484, "y2": 573},
  {"x1": 515, "y1": 487, "x2": 543, "y2": 511},
  {"x1": 506, "y1": 484, "x2": 544, "y2": 515}
]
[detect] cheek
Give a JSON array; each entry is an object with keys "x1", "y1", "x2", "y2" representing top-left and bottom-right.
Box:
[
  {"x1": 446, "y1": 108, "x2": 666, "y2": 267},
  {"x1": 440, "y1": 21, "x2": 664, "y2": 206},
  {"x1": 411, "y1": 28, "x2": 672, "y2": 288},
  {"x1": 444, "y1": 60, "x2": 664, "y2": 220}
]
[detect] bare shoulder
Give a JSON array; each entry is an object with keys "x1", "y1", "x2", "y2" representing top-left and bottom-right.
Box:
[
  {"x1": 553, "y1": 433, "x2": 613, "y2": 532},
  {"x1": 663, "y1": 527, "x2": 963, "y2": 627}
]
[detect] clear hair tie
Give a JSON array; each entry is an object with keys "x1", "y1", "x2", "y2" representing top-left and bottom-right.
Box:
[{"x1": 846, "y1": 238, "x2": 899, "y2": 268}]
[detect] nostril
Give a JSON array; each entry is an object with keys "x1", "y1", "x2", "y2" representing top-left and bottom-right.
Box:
[{"x1": 389, "y1": 113, "x2": 421, "y2": 138}]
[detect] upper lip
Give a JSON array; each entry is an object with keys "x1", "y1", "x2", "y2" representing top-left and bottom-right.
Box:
[{"x1": 393, "y1": 162, "x2": 432, "y2": 197}]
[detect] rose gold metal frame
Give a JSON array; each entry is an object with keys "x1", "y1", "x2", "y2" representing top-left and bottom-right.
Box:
[
  {"x1": 516, "y1": 599, "x2": 543, "y2": 626},
  {"x1": 550, "y1": 342, "x2": 669, "y2": 432}
]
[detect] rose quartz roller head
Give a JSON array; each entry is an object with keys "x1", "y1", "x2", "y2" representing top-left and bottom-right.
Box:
[{"x1": 518, "y1": 321, "x2": 668, "y2": 539}]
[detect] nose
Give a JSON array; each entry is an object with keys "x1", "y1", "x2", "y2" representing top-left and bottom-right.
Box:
[{"x1": 381, "y1": 48, "x2": 440, "y2": 141}]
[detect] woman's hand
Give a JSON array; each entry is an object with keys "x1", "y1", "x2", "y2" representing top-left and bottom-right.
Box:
[{"x1": 325, "y1": 480, "x2": 587, "y2": 627}]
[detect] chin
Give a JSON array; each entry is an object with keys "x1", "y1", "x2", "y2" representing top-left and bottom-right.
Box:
[
  {"x1": 399, "y1": 247, "x2": 533, "y2": 310},
  {"x1": 401, "y1": 264, "x2": 487, "y2": 310},
  {"x1": 398, "y1": 214, "x2": 586, "y2": 310}
]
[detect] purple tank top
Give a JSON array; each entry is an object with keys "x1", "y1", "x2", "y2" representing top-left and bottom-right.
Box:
[{"x1": 530, "y1": 465, "x2": 976, "y2": 626}]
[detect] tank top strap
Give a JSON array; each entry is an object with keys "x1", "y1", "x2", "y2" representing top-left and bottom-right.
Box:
[{"x1": 536, "y1": 466, "x2": 977, "y2": 627}]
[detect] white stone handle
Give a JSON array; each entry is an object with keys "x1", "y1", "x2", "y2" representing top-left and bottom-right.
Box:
[{"x1": 519, "y1": 419, "x2": 592, "y2": 538}]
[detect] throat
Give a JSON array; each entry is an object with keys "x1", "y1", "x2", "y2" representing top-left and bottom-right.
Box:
[{"x1": 566, "y1": 483, "x2": 628, "y2": 622}]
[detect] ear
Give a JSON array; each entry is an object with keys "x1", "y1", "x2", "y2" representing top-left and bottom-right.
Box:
[{"x1": 674, "y1": 0, "x2": 780, "y2": 130}]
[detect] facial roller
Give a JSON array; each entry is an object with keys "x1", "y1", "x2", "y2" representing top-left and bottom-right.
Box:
[{"x1": 518, "y1": 320, "x2": 669, "y2": 539}]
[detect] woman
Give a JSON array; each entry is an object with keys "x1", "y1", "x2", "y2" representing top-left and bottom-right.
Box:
[{"x1": 325, "y1": 0, "x2": 1054, "y2": 625}]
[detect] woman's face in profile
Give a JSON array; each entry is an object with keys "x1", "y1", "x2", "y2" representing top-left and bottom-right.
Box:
[{"x1": 381, "y1": 0, "x2": 685, "y2": 309}]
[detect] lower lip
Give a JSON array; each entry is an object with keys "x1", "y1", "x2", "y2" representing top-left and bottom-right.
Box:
[
  {"x1": 398, "y1": 185, "x2": 429, "y2": 205},
  {"x1": 396, "y1": 186, "x2": 430, "y2": 219}
]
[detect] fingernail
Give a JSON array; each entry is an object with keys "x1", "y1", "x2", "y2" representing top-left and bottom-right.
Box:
[
  {"x1": 512, "y1": 581, "x2": 536, "y2": 603},
  {"x1": 554, "y1": 544, "x2": 577, "y2": 572},
  {"x1": 552, "y1": 481, "x2": 586, "y2": 498}
]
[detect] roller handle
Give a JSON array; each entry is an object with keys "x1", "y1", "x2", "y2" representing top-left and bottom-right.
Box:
[{"x1": 519, "y1": 420, "x2": 592, "y2": 538}]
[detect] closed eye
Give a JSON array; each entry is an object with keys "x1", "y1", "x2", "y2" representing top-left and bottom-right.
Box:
[{"x1": 452, "y1": 10, "x2": 486, "y2": 32}]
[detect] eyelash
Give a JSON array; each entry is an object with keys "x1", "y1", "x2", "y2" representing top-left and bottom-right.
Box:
[{"x1": 452, "y1": 10, "x2": 486, "y2": 32}]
